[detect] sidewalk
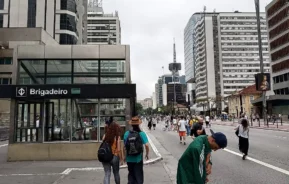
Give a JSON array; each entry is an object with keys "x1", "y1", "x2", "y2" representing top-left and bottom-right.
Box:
[
  {"x1": 0, "y1": 129, "x2": 174, "y2": 184},
  {"x1": 212, "y1": 119, "x2": 289, "y2": 132}
]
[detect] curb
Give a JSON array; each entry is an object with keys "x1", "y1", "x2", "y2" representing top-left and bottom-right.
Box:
[
  {"x1": 214, "y1": 123, "x2": 289, "y2": 132},
  {"x1": 62, "y1": 128, "x2": 163, "y2": 173}
]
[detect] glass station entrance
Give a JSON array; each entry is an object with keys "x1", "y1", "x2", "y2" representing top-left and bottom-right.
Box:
[
  {"x1": 11, "y1": 59, "x2": 135, "y2": 143},
  {"x1": 15, "y1": 97, "x2": 131, "y2": 143}
]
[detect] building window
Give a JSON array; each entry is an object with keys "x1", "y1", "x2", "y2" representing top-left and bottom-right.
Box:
[
  {"x1": 27, "y1": 0, "x2": 36, "y2": 27},
  {"x1": 0, "y1": 78, "x2": 12, "y2": 85},
  {"x1": 60, "y1": 14, "x2": 77, "y2": 32},
  {"x1": 250, "y1": 95, "x2": 254, "y2": 103},
  {"x1": 0, "y1": 14, "x2": 3, "y2": 28},
  {"x1": 60, "y1": 0, "x2": 76, "y2": 13},
  {"x1": 0, "y1": 0, "x2": 4, "y2": 10},
  {"x1": 59, "y1": 34, "x2": 77, "y2": 45},
  {"x1": 0, "y1": 57, "x2": 12, "y2": 64}
]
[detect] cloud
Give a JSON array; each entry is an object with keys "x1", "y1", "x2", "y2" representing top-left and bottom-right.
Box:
[{"x1": 100, "y1": 0, "x2": 272, "y2": 100}]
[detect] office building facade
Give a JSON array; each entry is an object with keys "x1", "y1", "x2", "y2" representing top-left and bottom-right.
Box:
[
  {"x1": 184, "y1": 13, "x2": 202, "y2": 83},
  {"x1": 263, "y1": 0, "x2": 289, "y2": 114},
  {"x1": 87, "y1": 6, "x2": 121, "y2": 45},
  {"x1": 0, "y1": 0, "x2": 86, "y2": 45},
  {"x1": 266, "y1": 0, "x2": 289, "y2": 95},
  {"x1": 219, "y1": 12, "x2": 270, "y2": 96},
  {"x1": 138, "y1": 98, "x2": 153, "y2": 110},
  {"x1": 191, "y1": 11, "x2": 270, "y2": 112}
]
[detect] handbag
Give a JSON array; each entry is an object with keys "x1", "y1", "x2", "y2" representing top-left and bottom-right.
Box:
[{"x1": 235, "y1": 126, "x2": 239, "y2": 137}]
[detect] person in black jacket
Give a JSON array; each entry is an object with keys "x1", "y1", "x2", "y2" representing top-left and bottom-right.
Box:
[{"x1": 190, "y1": 118, "x2": 206, "y2": 138}]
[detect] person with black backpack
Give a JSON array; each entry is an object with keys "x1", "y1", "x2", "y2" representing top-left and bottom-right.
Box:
[
  {"x1": 98, "y1": 117, "x2": 123, "y2": 184},
  {"x1": 124, "y1": 116, "x2": 150, "y2": 184}
]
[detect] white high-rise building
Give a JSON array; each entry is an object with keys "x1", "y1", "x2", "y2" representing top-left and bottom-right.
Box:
[
  {"x1": 87, "y1": 4, "x2": 121, "y2": 45},
  {"x1": 0, "y1": 0, "x2": 86, "y2": 45},
  {"x1": 194, "y1": 13, "x2": 218, "y2": 101},
  {"x1": 191, "y1": 11, "x2": 270, "y2": 112},
  {"x1": 219, "y1": 12, "x2": 270, "y2": 96},
  {"x1": 184, "y1": 13, "x2": 202, "y2": 83}
]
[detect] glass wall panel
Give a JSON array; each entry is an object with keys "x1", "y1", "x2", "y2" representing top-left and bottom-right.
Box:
[
  {"x1": 100, "y1": 60, "x2": 126, "y2": 84},
  {"x1": 74, "y1": 60, "x2": 99, "y2": 84},
  {"x1": 19, "y1": 60, "x2": 45, "y2": 84},
  {"x1": 46, "y1": 60, "x2": 72, "y2": 84},
  {"x1": 99, "y1": 98, "x2": 126, "y2": 140},
  {"x1": 72, "y1": 99, "x2": 98, "y2": 141},
  {"x1": 15, "y1": 102, "x2": 42, "y2": 143},
  {"x1": 43, "y1": 99, "x2": 71, "y2": 142}
]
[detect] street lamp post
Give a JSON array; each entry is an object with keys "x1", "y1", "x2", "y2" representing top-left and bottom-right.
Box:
[{"x1": 254, "y1": 0, "x2": 267, "y2": 127}]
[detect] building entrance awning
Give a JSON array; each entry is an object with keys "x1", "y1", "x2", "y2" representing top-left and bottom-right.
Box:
[{"x1": 0, "y1": 84, "x2": 136, "y2": 99}]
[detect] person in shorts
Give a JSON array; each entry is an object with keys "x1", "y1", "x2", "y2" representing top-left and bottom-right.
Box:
[{"x1": 178, "y1": 116, "x2": 187, "y2": 145}]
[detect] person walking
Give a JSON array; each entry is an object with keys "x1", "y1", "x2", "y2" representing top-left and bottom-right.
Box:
[
  {"x1": 101, "y1": 117, "x2": 123, "y2": 184},
  {"x1": 124, "y1": 117, "x2": 150, "y2": 184},
  {"x1": 235, "y1": 118, "x2": 249, "y2": 160},
  {"x1": 190, "y1": 118, "x2": 206, "y2": 139},
  {"x1": 147, "y1": 116, "x2": 152, "y2": 130},
  {"x1": 152, "y1": 116, "x2": 157, "y2": 130},
  {"x1": 177, "y1": 130, "x2": 227, "y2": 184},
  {"x1": 185, "y1": 116, "x2": 191, "y2": 136},
  {"x1": 178, "y1": 116, "x2": 187, "y2": 145},
  {"x1": 205, "y1": 115, "x2": 210, "y2": 128}
]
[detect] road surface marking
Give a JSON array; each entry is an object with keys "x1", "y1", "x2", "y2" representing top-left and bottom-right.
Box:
[
  {"x1": 224, "y1": 148, "x2": 289, "y2": 176},
  {"x1": 0, "y1": 173, "x2": 61, "y2": 177},
  {"x1": 0, "y1": 144, "x2": 8, "y2": 148}
]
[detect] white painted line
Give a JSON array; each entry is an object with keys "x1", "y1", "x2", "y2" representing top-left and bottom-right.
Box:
[
  {"x1": 0, "y1": 144, "x2": 8, "y2": 148},
  {"x1": 0, "y1": 173, "x2": 61, "y2": 177},
  {"x1": 143, "y1": 128, "x2": 162, "y2": 158},
  {"x1": 224, "y1": 148, "x2": 289, "y2": 176},
  {"x1": 60, "y1": 168, "x2": 72, "y2": 175}
]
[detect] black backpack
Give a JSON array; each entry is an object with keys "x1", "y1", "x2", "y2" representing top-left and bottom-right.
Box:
[
  {"x1": 125, "y1": 131, "x2": 143, "y2": 156},
  {"x1": 98, "y1": 141, "x2": 113, "y2": 163}
]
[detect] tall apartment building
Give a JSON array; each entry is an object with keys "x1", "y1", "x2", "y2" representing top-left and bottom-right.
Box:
[
  {"x1": 191, "y1": 11, "x2": 270, "y2": 111},
  {"x1": 184, "y1": 13, "x2": 202, "y2": 83},
  {"x1": 0, "y1": 0, "x2": 86, "y2": 45},
  {"x1": 194, "y1": 13, "x2": 218, "y2": 102},
  {"x1": 263, "y1": 0, "x2": 289, "y2": 115},
  {"x1": 87, "y1": 5, "x2": 121, "y2": 45},
  {"x1": 219, "y1": 12, "x2": 270, "y2": 96},
  {"x1": 184, "y1": 14, "x2": 201, "y2": 107},
  {"x1": 266, "y1": 0, "x2": 289, "y2": 96}
]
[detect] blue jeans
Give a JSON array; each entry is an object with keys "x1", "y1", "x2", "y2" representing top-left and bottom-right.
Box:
[
  {"x1": 186, "y1": 126, "x2": 191, "y2": 136},
  {"x1": 102, "y1": 155, "x2": 120, "y2": 184}
]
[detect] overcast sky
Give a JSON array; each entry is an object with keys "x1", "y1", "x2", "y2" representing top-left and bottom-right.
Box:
[{"x1": 101, "y1": 0, "x2": 272, "y2": 100}]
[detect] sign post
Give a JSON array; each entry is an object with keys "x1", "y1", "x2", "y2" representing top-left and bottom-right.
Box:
[{"x1": 255, "y1": 0, "x2": 267, "y2": 127}]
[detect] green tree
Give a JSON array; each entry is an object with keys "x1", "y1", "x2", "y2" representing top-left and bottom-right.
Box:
[
  {"x1": 145, "y1": 107, "x2": 153, "y2": 115},
  {"x1": 135, "y1": 103, "x2": 143, "y2": 115}
]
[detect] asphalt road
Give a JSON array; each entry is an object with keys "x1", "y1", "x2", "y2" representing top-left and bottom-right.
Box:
[{"x1": 147, "y1": 121, "x2": 289, "y2": 184}]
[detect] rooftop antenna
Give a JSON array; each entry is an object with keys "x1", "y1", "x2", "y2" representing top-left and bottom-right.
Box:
[{"x1": 173, "y1": 38, "x2": 177, "y2": 63}]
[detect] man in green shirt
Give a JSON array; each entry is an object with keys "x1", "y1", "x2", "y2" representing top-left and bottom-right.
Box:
[{"x1": 177, "y1": 130, "x2": 227, "y2": 184}]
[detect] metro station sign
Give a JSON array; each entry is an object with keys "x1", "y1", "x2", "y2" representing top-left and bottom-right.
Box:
[
  {"x1": 16, "y1": 87, "x2": 69, "y2": 97},
  {"x1": 9, "y1": 84, "x2": 137, "y2": 99}
]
